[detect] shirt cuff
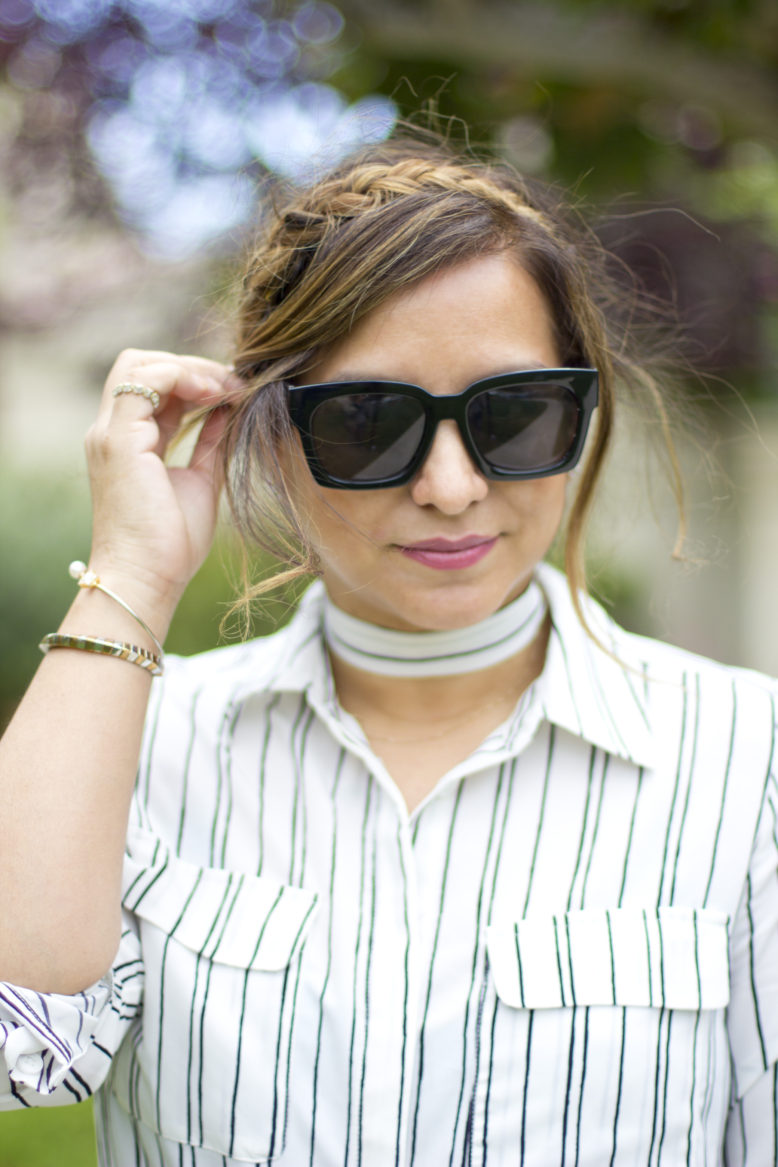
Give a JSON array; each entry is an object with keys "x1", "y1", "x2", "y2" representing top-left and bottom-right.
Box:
[{"x1": 0, "y1": 977, "x2": 110, "y2": 1095}]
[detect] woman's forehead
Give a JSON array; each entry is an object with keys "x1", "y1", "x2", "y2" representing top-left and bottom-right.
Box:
[{"x1": 307, "y1": 253, "x2": 560, "y2": 390}]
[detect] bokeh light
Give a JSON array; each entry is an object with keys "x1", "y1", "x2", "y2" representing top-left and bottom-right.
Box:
[{"x1": 2, "y1": 0, "x2": 397, "y2": 255}]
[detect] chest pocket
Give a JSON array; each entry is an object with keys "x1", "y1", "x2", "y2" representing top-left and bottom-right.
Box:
[
  {"x1": 485, "y1": 906, "x2": 730, "y2": 1011},
  {"x1": 121, "y1": 826, "x2": 318, "y2": 1163}
]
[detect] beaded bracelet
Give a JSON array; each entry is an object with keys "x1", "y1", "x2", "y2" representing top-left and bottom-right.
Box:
[{"x1": 39, "y1": 633, "x2": 164, "y2": 676}]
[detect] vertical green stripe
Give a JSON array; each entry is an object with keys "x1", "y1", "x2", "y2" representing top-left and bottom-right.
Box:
[
  {"x1": 609, "y1": 758, "x2": 644, "y2": 1167},
  {"x1": 553, "y1": 632, "x2": 585, "y2": 737},
  {"x1": 559, "y1": 1008, "x2": 578, "y2": 1164},
  {"x1": 566, "y1": 746, "x2": 598, "y2": 910},
  {"x1": 153, "y1": 868, "x2": 207, "y2": 1130},
  {"x1": 519, "y1": 1011, "x2": 535, "y2": 1167},
  {"x1": 573, "y1": 1008, "x2": 591, "y2": 1167},
  {"x1": 579, "y1": 754, "x2": 609, "y2": 906},
  {"x1": 605, "y1": 910, "x2": 616, "y2": 1004},
  {"x1": 288, "y1": 698, "x2": 310, "y2": 885},
  {"x1": 227, "y1": 889, "x2": 284, "y2": 1157},
  {"x1": 209, "y1": 698, "x2": 236, "y2": 866},
  {"x1": 745, "y1": 872, "x2": 769, "y2": 1070},
  {"x1": 410, "y1": 779, "x2": 465, "y2": 1165},
  {"x1": 583, "y1": 642, "x2": 633, "y2": 757},
  {"x1": 617, "y1": 768, "x2": 645, "y2": 905},
  {"x1": 657, "y1": 675, "x2": 689, "y2": 903},
  {"x1": 175, "y1": 687, "x2": 203, "y2": 851},
  {"x1": 702, "y1": 680, "x2": 738, "y2": 906},
  {"x1": 668, "y1": 674, "x2": 701, "y2": 904},
  {"x1": 683, "y1": 1011, "x2": 702, "y2": 1164},
  {"x1": 448, "y1": 763, "x2": 512, "y2": 1166},
  {"x1": 293, "y1": 708, "x2": 316, "y2": 887},
  {"x1": 523, "y1": 725, "x2": 555, "y2": 915},
  {"x1": 185, "y1": 874, "x2": 237, "y2": 1143},
  {"x1": 272, "y1": 707, "x2": 316, "y2": 1160},
  {"x1": 564, "y1": 914, "x2": 577, "y2": 1006},
  {"x1": 343, "y1": 775, "x2": 374, "y2": 1167},
  {"x1": 257, "y1": 692, "x2": 282, "y2": 878},
  {"x1": 646, "y1": 1008, "x2": 668, "y2": 1166},
  {"x1": 279, "y1": 898, "x2": 320, "y2": 1156},
  {"x1": 479, "y1": 976, "x2": 501, "y2": 1164},
  {"x1": 267, "y1": 963, "x2": 292, "y2": 1159},
  {"x1": 515, "y1": 926, "x2": 526, "y2": 1007},
  {"x1": 310, "y1": 750, "x2": 345, "y2": 1167},
  {"x1": 218, "y1": 699, "x2": 244, "y2": 868},
  {"x1": 553, "y1": 916, "x2": 567, "y2": 1007},
  {"x1": 607, "y1": 1010, "x2": 627, "y2": 1167},
  {"x1": 357, "y1": 817, "x2": 379, "y2": 1167},
  {"x1": 196, "y1": 876, "x2": 244, "y2": 1146},
  {"x1": 643, "y1": 909, "x2": 654, "y2": 1007},
  {"x1": 394, "y1": 817, "x2": 413, "y2": 1167},
  {"x1": 655, "y1": 1012, "x2": 675, "y2": 1164},
  {"x1": 692, "y1": 910, "x2": 702, "y2": 1009}
]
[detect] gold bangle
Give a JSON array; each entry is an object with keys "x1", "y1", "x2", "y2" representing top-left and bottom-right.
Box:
[
  {"x1": 39, "y1": 633, "x2": 164, "y2": 677},
  {"x1": 69, "y1": 561, "x2": 164, "y2": 659}
]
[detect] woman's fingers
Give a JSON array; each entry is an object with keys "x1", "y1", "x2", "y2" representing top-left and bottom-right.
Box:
[
  {"x1": 89, "y1": 350, "x2": 239, "y2": 467},
  {"x1": 83, "y1": 350, "x2": 241, "y2": 597},
  {"x1": 98, "y1": 350, "x2": 233, "y2": 426}
]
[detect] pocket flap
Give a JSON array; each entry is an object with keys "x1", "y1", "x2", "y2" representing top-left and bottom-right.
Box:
[
  {"x1": 122, "y1": 827, "x2": 318, "y2": 972},
  {"x1": 486, "y1": 906, "x2": 729, "y2": 1011}
]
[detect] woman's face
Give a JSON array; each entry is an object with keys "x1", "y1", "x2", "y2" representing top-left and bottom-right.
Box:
[{"x1": 286, "y1": 251, "x2": 569, "y2": 632}]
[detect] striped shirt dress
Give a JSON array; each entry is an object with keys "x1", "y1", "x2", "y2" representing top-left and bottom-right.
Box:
[{"x1": 1, "y1": 563, "x2": 776, "y2": 1165}]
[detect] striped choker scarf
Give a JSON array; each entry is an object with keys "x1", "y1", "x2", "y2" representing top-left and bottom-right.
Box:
[{"x1": 322, "y1": 578, "x2": 547, "y2": 678}]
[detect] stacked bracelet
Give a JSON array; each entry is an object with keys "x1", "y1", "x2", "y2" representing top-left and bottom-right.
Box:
[
  {"x1": 38, "y1": 561, "x2": 166, "y2": 677},
  {"x1": 68, "y1": 560, "x2": 165, "y2": 658},
  {"x1": 39, "y1": 633, "x2": 164, "y2": 676}
]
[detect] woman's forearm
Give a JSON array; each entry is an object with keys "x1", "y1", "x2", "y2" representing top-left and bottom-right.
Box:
[{"x1": 0, "y1": 579, "x2": 179, "y2": 994}]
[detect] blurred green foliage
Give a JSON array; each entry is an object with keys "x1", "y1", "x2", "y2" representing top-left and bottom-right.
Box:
[
  {"x1": 0, "y1": 469, "x2": 92, "y2": 729},
  {"x1": 0, "y1": 468, "x2": 304, "y2": 731},
  {"x1": 0, "y1": 1101, "x2": 96, "y2": 1167}
]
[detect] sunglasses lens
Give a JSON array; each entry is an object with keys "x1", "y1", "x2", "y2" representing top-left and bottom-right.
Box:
[
  {"x1": 310, "y1": 393, "x2": 426, "y2": 483},
  {"x1": 467, "y1": 384, "x2": 581, "y2": 473}
]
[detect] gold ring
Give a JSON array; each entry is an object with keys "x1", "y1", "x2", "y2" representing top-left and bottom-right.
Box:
[{"x1": 112, "y1": 382, "x2": 161, "y2": 410}]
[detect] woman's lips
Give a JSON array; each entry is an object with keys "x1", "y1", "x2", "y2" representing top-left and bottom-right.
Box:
[{"x1": 399, "y1": 535, "x2": 498, "y2": 570}]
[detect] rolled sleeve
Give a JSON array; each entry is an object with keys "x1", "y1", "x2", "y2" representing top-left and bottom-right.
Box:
[{"x1": 0, "y1": 918, "x2": 143, "y2": 1108}]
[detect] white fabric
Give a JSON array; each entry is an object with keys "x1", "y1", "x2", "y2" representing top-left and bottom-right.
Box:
[{"x1": 1, "y1": 562, "x2": 777, "y2": 1166}]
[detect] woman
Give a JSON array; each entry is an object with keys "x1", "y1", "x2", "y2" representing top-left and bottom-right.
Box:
[{"x1": 0, "y1": 137, "x2": 775, "y2": 1165}]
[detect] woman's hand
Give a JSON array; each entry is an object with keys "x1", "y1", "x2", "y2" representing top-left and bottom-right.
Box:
[
  {"x1": 85, "y1": 349, "x2": 236, "y2": 628},
  {"x1": 0, "y1": 347, "x2": 237, "y2": 990}
]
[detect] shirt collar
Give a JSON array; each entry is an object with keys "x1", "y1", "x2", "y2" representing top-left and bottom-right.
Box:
[
  {"x1": 235, "y1": 567, "x2": 656, "y2": 770},
  {"x1": 534, "y1": 563, "x2": 655, "y2": 769}
]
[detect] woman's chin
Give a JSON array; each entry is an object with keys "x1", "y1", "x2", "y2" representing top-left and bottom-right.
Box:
[{"x1": 325, "y1": 578, "x2": 529, "y2": 634}]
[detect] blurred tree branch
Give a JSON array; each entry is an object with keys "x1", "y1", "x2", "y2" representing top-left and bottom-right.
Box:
[{"x1": 337, "y1": 0, "x2": 778, "y2": 139}]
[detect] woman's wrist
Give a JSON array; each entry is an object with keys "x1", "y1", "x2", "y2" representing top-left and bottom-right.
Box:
[{"x1": 58, "y1": 562, "x2": 183, "y2": 653}]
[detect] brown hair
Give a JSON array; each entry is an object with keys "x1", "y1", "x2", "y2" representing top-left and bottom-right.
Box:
[{"x1": 219, "y1": 132, "x2": 682, "y2": 630}]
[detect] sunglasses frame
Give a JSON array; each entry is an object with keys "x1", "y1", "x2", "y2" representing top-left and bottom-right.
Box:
[{"x1": 287, "y1": 367, "x2": 599, "y2": 489}]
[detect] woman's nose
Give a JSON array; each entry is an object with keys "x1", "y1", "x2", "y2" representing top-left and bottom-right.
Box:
[{"x1": 409, "y1": 420, "x2": 489, "y2": 512}]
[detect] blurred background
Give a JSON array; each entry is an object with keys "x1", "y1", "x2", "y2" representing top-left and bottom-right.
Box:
[{"x1": 0, "y1": 0, "x2": 776, "y2": 1159}]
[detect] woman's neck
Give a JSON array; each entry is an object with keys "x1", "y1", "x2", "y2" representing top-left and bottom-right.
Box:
[
  {"x1": 323, "y1": 586, "x2": 550, "y2": 810},
  {"x1": 329, "y1": 619, "x2": 549, "y2": 730}
]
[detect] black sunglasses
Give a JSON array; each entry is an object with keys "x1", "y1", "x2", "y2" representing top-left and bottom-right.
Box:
[{"x1": 287, "y1": 367, "x2": 598, "y2": 490}]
